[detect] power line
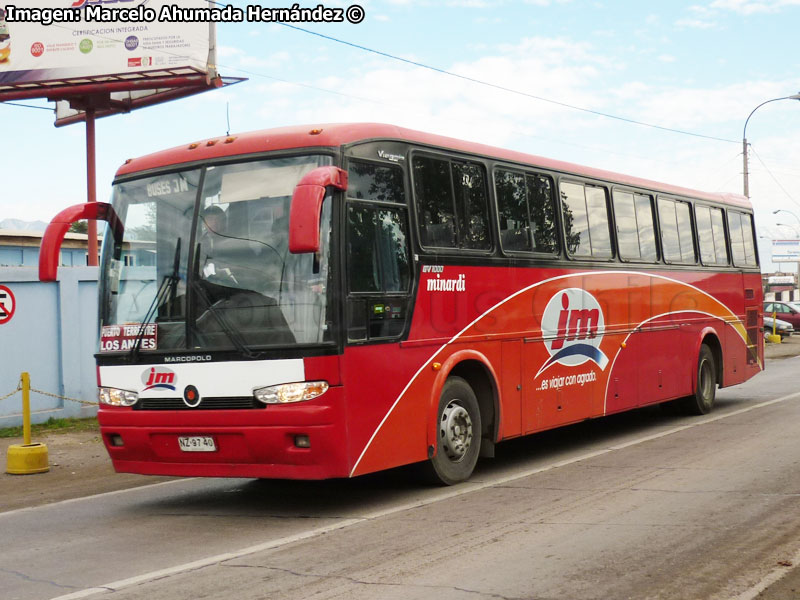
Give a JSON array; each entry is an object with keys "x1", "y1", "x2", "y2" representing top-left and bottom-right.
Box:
[
  {"x1": 278, "y1": 22, "x2": 740, "y2": 145},
  {"x1": 9, "y1": 9, "x2": 743, "y2": 149},
  {"x1": 751, "y1": 145, "x2": 800, "y2": 209},
  {"x1": 1, "y1": 101, "x2": 52, "y2": 111},
  {"x1": 30, "y1": 8, "x2": 740, "y2": 145}
]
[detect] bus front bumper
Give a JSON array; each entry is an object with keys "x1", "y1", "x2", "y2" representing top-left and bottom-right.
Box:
[{"x1": 97, "y1": 390, "x2": 349, "y2": 480}]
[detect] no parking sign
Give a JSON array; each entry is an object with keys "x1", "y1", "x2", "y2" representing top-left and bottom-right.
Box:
[{"x1": 0, "y1": 285, "x2": 16, "y2": 325}]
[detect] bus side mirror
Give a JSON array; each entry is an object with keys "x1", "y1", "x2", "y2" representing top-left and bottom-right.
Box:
[
  {"x1": 39, "y1": 202, "x2": 124, "y2": 282},
  {"x1": 288, "y1": 166, "x2": 348, "y2": 254}
]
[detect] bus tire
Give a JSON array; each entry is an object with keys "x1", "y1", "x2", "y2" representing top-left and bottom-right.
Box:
[
  {"x1": 683, "y1": 344, "x2": 717, "y2": 415},
  {"x1": 424, "y1": 376, "x2": 482, "y2": 486}
]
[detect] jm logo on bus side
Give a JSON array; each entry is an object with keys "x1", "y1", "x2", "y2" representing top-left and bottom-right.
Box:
[
  {"x1": 536, "y1": 288, "x2": 609, "y2": 378},
  {"x1": 141, "y1": 367, "x2": 176, "y2": 392}
]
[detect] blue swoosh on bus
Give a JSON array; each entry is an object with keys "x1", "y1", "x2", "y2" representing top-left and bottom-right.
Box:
[
  {"x1": 142, "y1": 383, "x2": 177, "y2": 392},
  {"x1": 537, "y1": 344, "x2": 609, "y2": 378}
]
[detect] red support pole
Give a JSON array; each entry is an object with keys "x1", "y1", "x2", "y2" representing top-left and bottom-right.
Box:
[{"x1": 86, "y1": 107, "x2": 98, "y2": 266}]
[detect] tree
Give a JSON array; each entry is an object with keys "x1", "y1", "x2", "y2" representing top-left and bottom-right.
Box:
[{"x1": 69, "y1": 221, "x2": 88, "y2": 234}]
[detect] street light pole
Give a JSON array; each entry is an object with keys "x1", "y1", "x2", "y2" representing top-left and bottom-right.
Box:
[{"x1": 742, "y1": 93, "x2": 800, "y2": 198}]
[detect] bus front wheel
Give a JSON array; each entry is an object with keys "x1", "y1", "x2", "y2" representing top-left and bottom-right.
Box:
[
  {"x1": 424, "y1": 376, "x2": 482, "y2": 486},
  {"x1": 683, "y1": 344, "x2": 717, "y2": 415}
]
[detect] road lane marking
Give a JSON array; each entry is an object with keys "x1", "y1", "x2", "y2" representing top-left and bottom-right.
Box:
[
  {"x1": 47, "y1": 389, "x2": 800, "y2": 600},
  {"x1": 731, "y1": 545, "x2": 800, "y2": 600},
  {"x1": 49, "y1": 519, "x2": 367, "y2": 600},
  {"x1": 0, "y1": 479, "x2": 196, "y2": 520}
]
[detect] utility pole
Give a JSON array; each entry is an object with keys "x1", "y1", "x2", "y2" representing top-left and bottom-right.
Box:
[{"x1": 742, "y1": 93, "x2": 800, "y2": 198}]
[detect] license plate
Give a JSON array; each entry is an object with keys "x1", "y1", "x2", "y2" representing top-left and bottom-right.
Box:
[{"x1": 178, "y1": 436, "x2": 217, "y2": 452}]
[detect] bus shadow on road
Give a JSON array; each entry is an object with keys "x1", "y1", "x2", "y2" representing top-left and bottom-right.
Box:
[{"x1": 127, "y1": 398, "x2": 748, "y2": 519}]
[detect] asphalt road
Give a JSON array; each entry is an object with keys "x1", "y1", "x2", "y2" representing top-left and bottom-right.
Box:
[{"x1": 3, "y1": 355, "x2": 800, "y2": 600}]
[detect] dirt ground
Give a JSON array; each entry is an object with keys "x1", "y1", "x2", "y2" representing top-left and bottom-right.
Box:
[
  {"x1": 0, "y1": 431, "x2": 172, "y2": 512},
  {"x1": 2, "y1": 336, "x2": 798, "y2": 513}
]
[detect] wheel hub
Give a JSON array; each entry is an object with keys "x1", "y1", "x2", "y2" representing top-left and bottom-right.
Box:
[{"x1": 440, "y1": 401, "x2": 473, "y2": 462}]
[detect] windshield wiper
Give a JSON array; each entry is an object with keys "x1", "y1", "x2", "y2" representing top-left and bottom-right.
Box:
[{"x1": 128, "y1": 238, "x2": 181, "y2": 362}]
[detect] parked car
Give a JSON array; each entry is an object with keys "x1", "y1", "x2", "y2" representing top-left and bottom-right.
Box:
[
  {"x1": 764, "y1": 315, "x2": 794, "y2": 340},
  {"x1": 763, "y1": 301, "x2": 800, "y2": 329}
]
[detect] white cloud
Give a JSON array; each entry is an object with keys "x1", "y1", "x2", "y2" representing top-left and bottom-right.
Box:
[
  {"x1": 7, "y1": 11, "x2": 798, "y2": 273},
  {"x1": 676, "y1": 4, "x2": 720, "y2": 28},
  {"x1": 675, "y1": 17, "x2": 719, "y2": 28},
  {"x1": 216, "y1": 45, "x2": 245, "y2": 58},
  {"x1": 710, "y1": 0, "x2": 800, "y2": 14}
]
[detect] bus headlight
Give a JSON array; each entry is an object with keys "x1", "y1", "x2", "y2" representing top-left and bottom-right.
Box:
[
  {"x1": 98, "y1": 387, "x2": 139, "y2": 407},
  {"x1": 253, "y1": 381, "x2": 329, "y2": 404}
]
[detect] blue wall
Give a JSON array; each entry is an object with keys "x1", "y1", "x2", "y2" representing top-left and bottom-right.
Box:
[
  {"x1": 0, "y1": 245, "x2": 87, "y2": 268},
  {"x1": 0, "y1": 267, "x2": 99, "y2": 427}
]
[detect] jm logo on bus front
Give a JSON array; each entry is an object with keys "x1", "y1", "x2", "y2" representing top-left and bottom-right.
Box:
[
  {"x1": 141, "y1": 367, "x2": 176, "y2": 392},
  {"x1": 538, "y1": 288, "x2": 609, "y2": 377}
]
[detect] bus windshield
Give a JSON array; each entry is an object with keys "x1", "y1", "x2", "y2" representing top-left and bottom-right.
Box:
[{"x1": 98, "y1": 155, "x2": 334, "y2": 355}]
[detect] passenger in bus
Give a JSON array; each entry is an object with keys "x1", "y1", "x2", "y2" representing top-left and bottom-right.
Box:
[
  {"x1": 199, "y1": 201, "x2": 289, "y2": 295},
  {"x1": 198, "y1": 205, "x2": 232, "y2": 282},
  {"x1": 199, "y1": 205, "x2": 225, "y2": 255}
]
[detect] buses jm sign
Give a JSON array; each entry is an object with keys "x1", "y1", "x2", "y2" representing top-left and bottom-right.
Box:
[{"x1": 772, "y1": 239, "x2": 800, "y2": 263}]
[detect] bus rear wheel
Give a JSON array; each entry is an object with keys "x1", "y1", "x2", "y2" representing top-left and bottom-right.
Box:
[
  {"x1": 682, "y1": 344, "x2": 717, "y2": 415},
  {"x1": 424, "y1": 376, "x2": 482, "y2": 486}
]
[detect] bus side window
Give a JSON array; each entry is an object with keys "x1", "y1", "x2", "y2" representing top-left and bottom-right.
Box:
[
  {"x1": 346, "y1": 205, "x2": 411, "y2": 293},
  {"x1": 613, "y1": 190, "x2": 657, "y2": 262},
  {"x1": 658, "y1": 198, "x2": 696, "y2": 264},
  {"x1": 709, "y1": 207, "x2": 729, "y2": 265},
  {"x1": 526, "y1": 174, "x2": 559, "y2": 253},
  {"x1": 412, "y1": 155, "x2": 491, "y2": 250},
  {"x1": 495, "y1": 168, "x2": 558, "y2": 254},
  {"x1": 345, "y1": 204, "x2": 411, "y2": 341},
  {"x1": 634, "y1": 193, "x2": 658, "y2": 261},
  {"x1": 560, "y1": 182, "x2": 590, "y2": 257},
  {"x1": 413, "y1": 156, "x2": 457, "y2": 248},
  {"x1": 560, "y1": 181, "x2": 613, "y2": 258},
  {"x1": 495, "y1": 169, "x2": 531, "y2": 251},
  {"x1": 696, "y1": 205, "x2": 729, "y2": 266},
  {"x1": 452, "y1": 162, "x2": 491, "y2": 250},
  {"x1": 586, "y1": 186, "x2": 612, "y2": 258},
  {"x1": 728, "y1": 210, "x2": 758, "y2": 267},
  {"x1": 348, "y1": 161, "x2": 405, "y2": 203},
  {"x1": 613, "y1": 190, "x2": 639, "y2": 260}
]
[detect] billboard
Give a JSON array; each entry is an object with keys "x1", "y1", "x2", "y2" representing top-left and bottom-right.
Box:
[
  {"x1": 0, "y1": 0, "x2": 214, "y2": 87},
  {"x1": 771, "y1": 239, "x2": 800, "y2": 263}
]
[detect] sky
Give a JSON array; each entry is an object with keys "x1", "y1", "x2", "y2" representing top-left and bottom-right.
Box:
[{"x1": 2, "y1": 0, "x2": 800, "y2": 272}]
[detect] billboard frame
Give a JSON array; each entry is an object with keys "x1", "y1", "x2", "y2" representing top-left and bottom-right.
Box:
[{"x1": 0, "y1": 6, "x2": 245, "y2": 264}]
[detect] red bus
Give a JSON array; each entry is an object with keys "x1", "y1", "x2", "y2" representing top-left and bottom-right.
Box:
[{"x1": 40, "y1": 123, "x2": 763, "y2": 484}]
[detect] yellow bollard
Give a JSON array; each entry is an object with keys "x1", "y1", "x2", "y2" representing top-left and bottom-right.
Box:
[
  {"x1": 768, "y1": 309, "x2": 782, "y2": 344},
  {"x1": 6, "y1": 373, "x2": 49, "y2": 475}
]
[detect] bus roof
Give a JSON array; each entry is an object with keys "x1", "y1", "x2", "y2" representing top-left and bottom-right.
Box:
[{"x1": 116, "y1": 122, "x2": 751, "y2": 209}]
